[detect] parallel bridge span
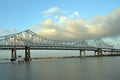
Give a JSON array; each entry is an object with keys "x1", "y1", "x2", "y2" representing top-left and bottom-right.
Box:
[{"x1": 0, "y1": 30, "x2": 120, "y2": 61}]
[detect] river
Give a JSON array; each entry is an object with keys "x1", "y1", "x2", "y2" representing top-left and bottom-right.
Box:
[{"x1": 0, "y1": 57, "x2": 120, "y2": 80}]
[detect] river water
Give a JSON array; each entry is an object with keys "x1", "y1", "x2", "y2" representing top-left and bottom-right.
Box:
[{"x1": 0, "y1": 57, "x2": 120, "y2": 80}]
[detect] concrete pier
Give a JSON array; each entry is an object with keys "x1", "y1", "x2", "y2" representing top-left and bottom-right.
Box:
[
  {"x1": 94, "y1": 50, "x2": 97, "y2": 56},
  {"x1": 11, "y1": 48, "x2": 17, "y2": 61},
  {"x1": 80, "y1": 50, "x2": 86, "y2": 58},
  {"x1": 24, "y1": 47, "x2": 31, "y2": 61},
  {"x1": 97, "y1": 48, "x2": 103, "y2": 56}
]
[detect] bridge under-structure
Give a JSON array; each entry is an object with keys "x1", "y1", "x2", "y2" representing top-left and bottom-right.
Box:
[{"x1": 0, "y1": 30, "x2": 120, "y2": 61}]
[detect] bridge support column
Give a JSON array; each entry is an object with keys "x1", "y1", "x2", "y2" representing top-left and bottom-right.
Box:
[
  {"x1": 111, "y1": 51, "x2": 114, "y2": 55},
  {"x1": 111, "y1": 49, "x2": 115, "y2": 55},
  {"x1": 97, "y1": 48, "x2": 103, "y2": 56},
  {"x1": 116, "y1": 51, "x2": 119, "y2": 54},
  {"x1": 80, "y1": 50, "x2": 86, "y2": 58},
  {"x1": 24, "y1": 47, "x2": 31, "y2": 61},
  {"x1": 94, "y1": 50, "x2": 97, "y2": 56},
  {"x1": 11, "y1": 48, "x2": 16, "y2": 61}
]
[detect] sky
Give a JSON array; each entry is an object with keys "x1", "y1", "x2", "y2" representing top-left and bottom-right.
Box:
[
  {"x1": 0, "y1": 0, "x2": 120, "y2": 40},
  {"x1": 0, "y1": 0, "x2": 120, "y2": 58}
]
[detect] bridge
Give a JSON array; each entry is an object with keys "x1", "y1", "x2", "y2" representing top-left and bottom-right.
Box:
[{"x1": 0, "y1": 29, "x2": 120, "y2": 61}]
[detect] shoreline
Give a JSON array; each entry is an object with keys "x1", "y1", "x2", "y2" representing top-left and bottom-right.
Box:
[{"x1": 1, "y1": 54, "x2": 120, "y2": 60}]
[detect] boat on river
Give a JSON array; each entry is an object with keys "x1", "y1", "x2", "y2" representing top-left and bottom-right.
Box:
[{"x1": 16, "y1": 55, "x2": 24, "y2": 63}]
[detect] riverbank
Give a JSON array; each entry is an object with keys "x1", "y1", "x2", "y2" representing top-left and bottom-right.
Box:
[
  {"x1": 1, "y1": 54, "x2": 120, "y2": 60},
  {"x1": 32, "y1": 54, "x2": 120, "y2": 60}
]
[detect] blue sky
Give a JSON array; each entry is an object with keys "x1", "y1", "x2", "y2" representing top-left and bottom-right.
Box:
[{"x1": 0, "y1": 0, "x2": 120, "y2": 32}]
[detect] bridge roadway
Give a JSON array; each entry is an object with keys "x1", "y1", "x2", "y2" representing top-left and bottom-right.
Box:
[
  {"x1": 0, "y1": 45, "x2": 120, "y2": 61},
  {"x1": 0, "y1": 30, "x2": 120, "y2": 62}
]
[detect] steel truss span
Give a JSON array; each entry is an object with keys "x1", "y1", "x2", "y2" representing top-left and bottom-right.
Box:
[
  {"x1": 0, "y1": 29, "x2": 120, "y2": 61},
  {"x1": 0, "y1": 29, "x2": 114, "y2": 49}
]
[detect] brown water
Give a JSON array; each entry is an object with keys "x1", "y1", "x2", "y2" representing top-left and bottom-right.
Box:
[{"x1": 0, "y1": 57, "x2": 120, "y2": 80}]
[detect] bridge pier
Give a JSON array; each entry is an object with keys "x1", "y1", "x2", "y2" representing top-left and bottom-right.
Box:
[
  {"x1": 98, "y1": 48, "x2": 103, "y2": 56},
  {"x1": 94, "y1": 50, "x2": 97, "y2": 56},
  {"x1": 24, "y1": 47, "x2": 31, "y2": 61},
  {"x1": 10, "y1": 48, "x2": 17, "y2": 61},
  {"x1": 95, "y1": 48, "x2": 103, "y2": 56},
  {"x1": 116, "y1": 51, "x2": 119, "y2": 54},
  {"x1": 111, "y1": 49, "x2": 115, "y2": 55},
  {"x1": 80, "y1": 50, "x2": 86, "y2": 58},
  {"x1": 111, "y1": 49, "x2": 113, "y2": 55}
]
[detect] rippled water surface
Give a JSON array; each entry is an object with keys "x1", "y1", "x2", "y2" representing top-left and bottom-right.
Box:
[{"x1": 0, "y1": 57, "x2": 120, "y2": 80}]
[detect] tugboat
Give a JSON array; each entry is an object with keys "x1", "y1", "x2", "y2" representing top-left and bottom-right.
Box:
[
  {"x1": 10, "y1": 58, "x2": 16, "y2": 61},
  {"x1": 16, "y1": 55, "x2": 24, "y2": 63}
]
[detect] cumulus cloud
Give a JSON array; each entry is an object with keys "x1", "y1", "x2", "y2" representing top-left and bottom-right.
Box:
[
  {"x1": 37, "y1": 19, "x2": 89, "y2": 40},
  {"x1": 0, "y1": 27, "x2": 16, "y2": 36},
  {"x1": 89, "y1": 9, "x2": 120, "y2": 38},
  {"x1": 70, "y1": 11, "x2": 80, "y2": 18},
  {"x1": 35, "y1": 7, "x2": 120, "y2": 40},
  {"x1": 59, "y1": 16, "x2": 68, "y2": 24},
  {"x1": 43, "y1": 7, "x2": 63, "y2": 18}
]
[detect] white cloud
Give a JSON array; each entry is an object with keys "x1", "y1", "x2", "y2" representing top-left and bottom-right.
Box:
[
  {"x1": 70, "y1": 11, "x2": 80, "y2": 18},
  {"x1": 39, "y1": 29, "x2": 57, "y2": 38},
  {"x1": 36, "y1": 8, "x2": 120, "y2": 40},
  {"x1": 89, "y1": 8, "x2": 120, "y2": 37},
  {"x1": 43, "y1": 7, "x2": 62, "y2": 18},
  {"x1": 0, "y1": 27, "x2": 16, "y2": 36},
  {"x1": 38, "y1": 19, "x2": 90, "y2": 40},
  {"x1": 39, "y1": 19, "x2": 61, "y2": 30},
  {"x1": 45, "y1": 7, "x2": 60, "y2": 14},
  {"x1": 59, "y1": 16, "x2": 68, "y2": 24}
]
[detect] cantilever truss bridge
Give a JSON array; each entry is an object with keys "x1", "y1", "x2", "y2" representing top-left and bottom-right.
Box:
[{"x1": 0, "y1": 30, "x2": 120, "y2": 61}]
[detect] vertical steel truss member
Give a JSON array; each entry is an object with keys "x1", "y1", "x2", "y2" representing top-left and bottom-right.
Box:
[
  {"x1": 25, "y1": 46, "x2": 31, "y2": 61},
  {"x1": 11, "y1": 48, "x2": 16, "y2": 61}
]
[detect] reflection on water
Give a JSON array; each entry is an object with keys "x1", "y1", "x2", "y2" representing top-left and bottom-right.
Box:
[{"x1": 0, "y1": 57, "x2": 120, "y2": 80}]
